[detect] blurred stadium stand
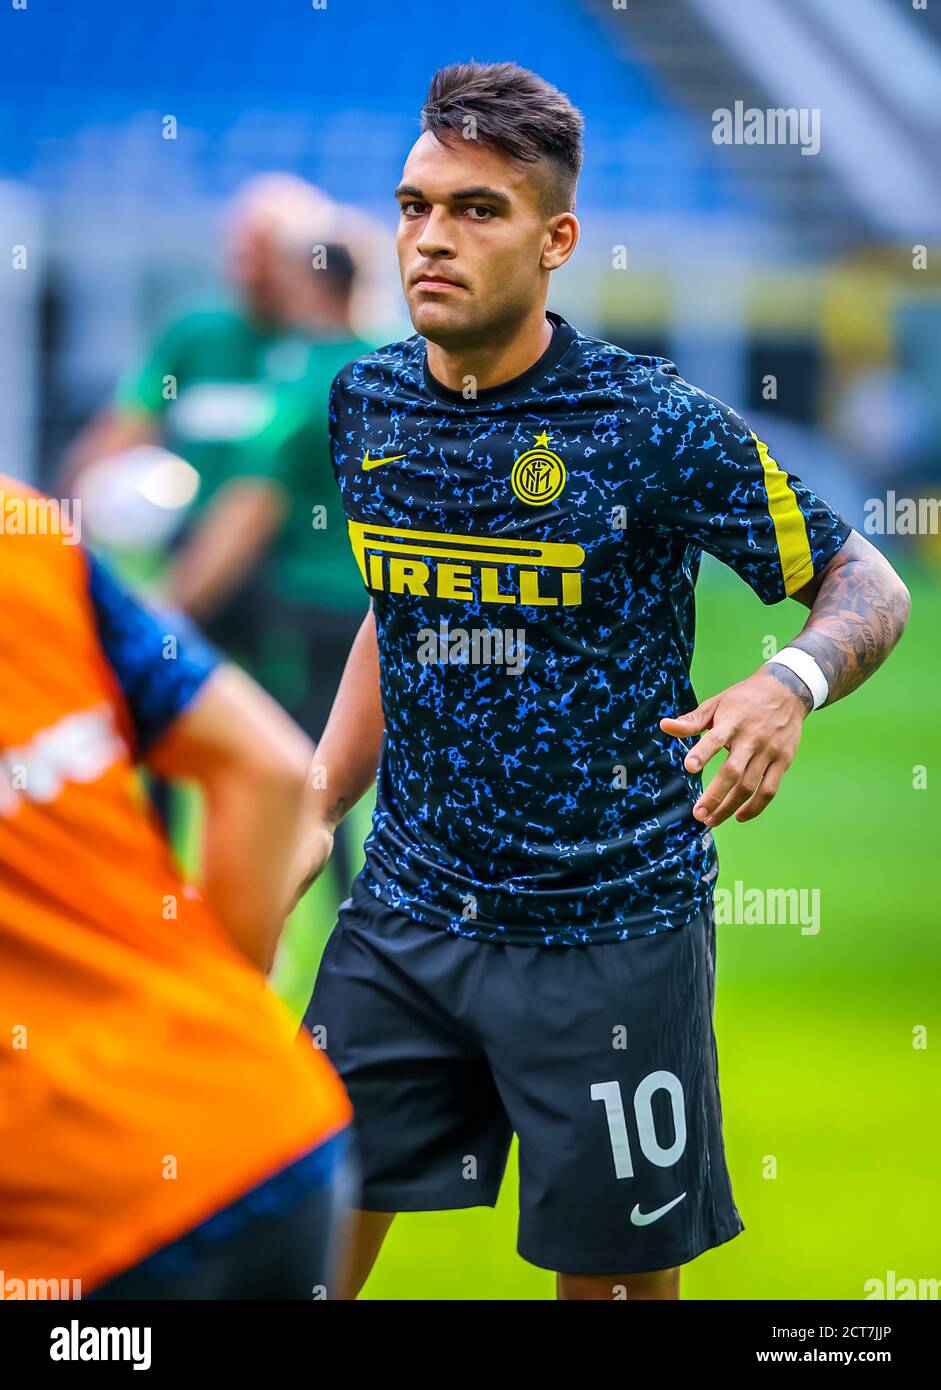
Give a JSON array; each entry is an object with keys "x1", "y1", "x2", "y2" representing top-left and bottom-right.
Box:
[
  {"x1": 0, "y1": 0, "x2": 939, "y2": 524},
  {"x1": 594, "y1": 0, "x2": 941, "y2": 247}
]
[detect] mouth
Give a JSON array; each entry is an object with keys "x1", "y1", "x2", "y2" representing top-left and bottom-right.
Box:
[{"x1": 411, "y1": 272, "x2": 466, "y2": 292}]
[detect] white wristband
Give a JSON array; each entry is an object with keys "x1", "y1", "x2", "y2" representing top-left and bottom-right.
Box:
[{"x1": 765, "y1": 646, "x2": 828, "y2": 711}]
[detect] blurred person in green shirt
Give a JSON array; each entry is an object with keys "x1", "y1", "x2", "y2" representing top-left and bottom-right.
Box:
[
  {"x1": 164, "y1": 239, "x2": 372, "y2": 736},
  {"x1": 163, "y1": 236, "x2": 374, "y2": 896},
  {"x1": 62, "y1": 177, "x2": 374, "y2": 893},
  {"x1": 63, "y1": 174, "x2": 346, "y2": 661}
]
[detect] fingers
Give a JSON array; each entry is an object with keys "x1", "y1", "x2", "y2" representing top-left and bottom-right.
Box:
[
  {"x1": 684, "y1": 726, "x2": 731, "y2": 774},
  {"x1": 695, "y1": 754, "x2": 787, "y2": 828},
  {"x1": 698, "y1": 752, "x2": 767, "y2": 827},
  {"x1": 693, "y1": 746, "x2": 758, "y2": 826},
  {"x1": 664, "y1": 676, "x2": 798, "y2": 827},
  {"x1": 734, "y1": 762, "x2": 786, "y2": 823},
  {"x1": 660, "y1": 695, "x2": 719, "y2": 739}
]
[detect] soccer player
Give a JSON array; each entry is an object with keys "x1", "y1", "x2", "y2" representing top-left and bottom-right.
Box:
[
  {"x1": 0, "y1": 476, "x2": 352, "y2": 1298},
  {"x1": 59, "y1": 173, "x2": 337, "y2": 672},
  {"x1": 178, "y1": 237, "x2": 374, "y2": 893},
  {"x1": 61, "y1": 175, "x2": 371, "y2": 887},
  {"x1": 295, "y1": 63, "x2": 910, "y2": 1300},
  {"x1": 173, "y1": 237, "x2": 372, "y2": 751}
]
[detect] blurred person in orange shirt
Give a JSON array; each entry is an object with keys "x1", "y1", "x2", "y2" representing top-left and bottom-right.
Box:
[{"x1": 0, "y1": 475, "x2": 353, "y2": 1299}]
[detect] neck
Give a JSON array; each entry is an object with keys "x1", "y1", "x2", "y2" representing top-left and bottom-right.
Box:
[{"x1": 426, "y1": 304, "x2": 552, "y2": 393}]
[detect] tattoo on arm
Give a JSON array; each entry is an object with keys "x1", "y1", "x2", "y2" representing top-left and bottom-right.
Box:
[
  {"x1": 766, "y1": 662, "x2": 814, "y2": 714},
  {"x1": 788, "y1": 532, "x2": 911, "y2": 706}
]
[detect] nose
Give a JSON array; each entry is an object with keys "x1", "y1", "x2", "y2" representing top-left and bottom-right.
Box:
[{"x1": 415, "y1": 205, "x2": 456, "y2": 261}]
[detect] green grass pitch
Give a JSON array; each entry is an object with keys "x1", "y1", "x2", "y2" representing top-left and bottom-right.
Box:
[{"x1": 268, "y1": 557, "x2": 940, "y2": 1299}]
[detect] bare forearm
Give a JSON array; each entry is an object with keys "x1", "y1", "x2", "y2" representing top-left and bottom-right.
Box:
[
  {"x1": 148, "y1": 665, "x2": 313, "y2": 972},
  {"x1": 166, "y1": 480, "x2": 285, "y2": 621},
  {"x1": 202, "y1": 763, "x2": 307, "y2": 973},
  {"x1": 286, "y1": 608, "x2": 384, "y2": 907},
  {"x1": 306, "y1": 606, "x2": 384, "y2": 830},
  {"x1": 663, "y1": 532, "x2": 910, "y2": 827},
  {"x1": 786, "y1": 531, "x2": 911, "y2": 708}
]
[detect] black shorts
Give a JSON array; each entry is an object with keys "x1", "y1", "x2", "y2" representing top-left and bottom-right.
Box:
[{"x1": 303, "y1": 875, "x2": 744, "y2": 1276}]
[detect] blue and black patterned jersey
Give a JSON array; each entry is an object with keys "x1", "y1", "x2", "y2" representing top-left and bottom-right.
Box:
[
  {"x1": 87, "y1": 555, "x2": 220, "y2": 755},
  {"x1": 330, "y1": 312, "x2": 850, "y2": 945}
]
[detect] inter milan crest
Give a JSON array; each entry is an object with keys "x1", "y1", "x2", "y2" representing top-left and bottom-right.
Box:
[{"x1": 510, "y1": 431, "x2": 566, "y2": 506}]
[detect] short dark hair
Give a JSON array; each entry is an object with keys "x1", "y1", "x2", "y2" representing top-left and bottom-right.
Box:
[
  {"x1": 318, "y1": 242, "x2": 357, "y2": 300},
  {"x1": 420, "y1": 62, "x2": 584, "y2": 213}
]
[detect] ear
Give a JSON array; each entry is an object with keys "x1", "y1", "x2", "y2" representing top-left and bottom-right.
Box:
[{"x1": 541, "y1": 212, "x2": 579, "y2": 271}]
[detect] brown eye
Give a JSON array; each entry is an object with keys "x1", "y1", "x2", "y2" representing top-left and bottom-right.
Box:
[
  {"x1": 401, "y1": 202, "x2": 427, "y2": 217},
  {"x1": 465, "y1": 205, "x2": 494, "y2": 220}
]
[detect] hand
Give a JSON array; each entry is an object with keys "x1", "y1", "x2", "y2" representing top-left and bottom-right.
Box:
[
  {"x1": 284, "y1": 820, "x2": 335, "y2": 916},
  {"x1": 660, "y1": 666, "x2": 810, "y2": 827}
]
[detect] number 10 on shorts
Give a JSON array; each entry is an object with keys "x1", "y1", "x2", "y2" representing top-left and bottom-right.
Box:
[{"x1": 591, "y1": 1074, "x2": 687, "y2": 1179}]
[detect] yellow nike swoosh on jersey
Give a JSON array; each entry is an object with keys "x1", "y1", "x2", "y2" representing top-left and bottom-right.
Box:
[{"x1": 361, "y1": 451, "x2": 407, "y2": 470}]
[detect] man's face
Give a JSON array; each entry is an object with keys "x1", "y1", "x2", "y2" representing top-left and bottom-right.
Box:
[
  {"x1": 395, "y1": 131, "x2": 566, "y2": 350},
  {"x1": 227, "y1": 219, "x2": 283, "y2": 323}
]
